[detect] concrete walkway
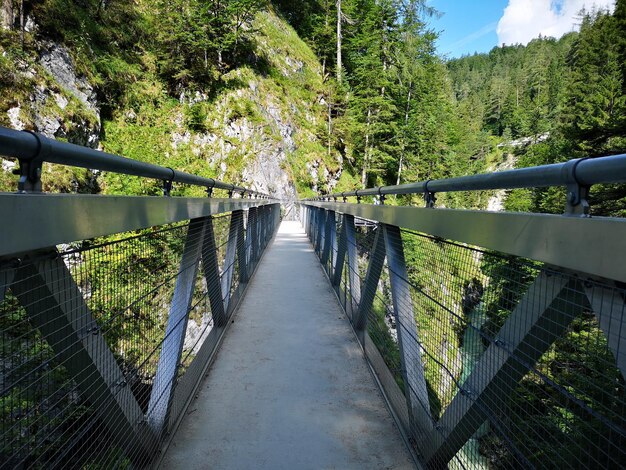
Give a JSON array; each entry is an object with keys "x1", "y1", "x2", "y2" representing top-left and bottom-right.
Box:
[{"x1": 160, "y1": 221, "x2": 415, "y2": 470}]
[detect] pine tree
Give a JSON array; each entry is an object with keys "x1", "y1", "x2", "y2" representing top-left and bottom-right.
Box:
[
  {"x1": 563, "y1": 10, "x2": 626, "y2": 154},
  {"x1": 344, "y1": 0, "x2": 399, "y2": 187}
]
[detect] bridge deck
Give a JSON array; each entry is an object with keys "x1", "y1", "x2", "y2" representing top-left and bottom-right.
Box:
[{"x1": 160, "y1": 221, "x2": 415, "y2": 469}]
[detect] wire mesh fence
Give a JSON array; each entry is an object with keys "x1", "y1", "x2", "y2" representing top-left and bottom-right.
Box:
[
  {"x1": 305, "y1": 205, "x2": 626, "y2": 470},
  {"x1": 0, "y1": 205, "x2": 277, "y2": 469}
]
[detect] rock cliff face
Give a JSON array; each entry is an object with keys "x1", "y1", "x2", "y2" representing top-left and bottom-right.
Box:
[
  {"x1": 2, "y1": 36, "x2": 100, "y2": 149},
  {"x1": 1, "y1": 10, "x2": 335, "y2": 201}
]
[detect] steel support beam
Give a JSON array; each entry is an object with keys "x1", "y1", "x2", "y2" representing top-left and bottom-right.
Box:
[
  {"x1": 344, "y1": 214, "x2": 361, "y2": 316},
  {"x1": 423, "y1": 273, "x2": 586, "y2": 467},
  {"x1": 258, "y1": 205, "x2": 266, "y2": 251},
  {"x1": 329, "y1": 211, "x2": 338, "y2": 276},
  {"x1": 383, "y1": 224, "x2": 433, "y2": 441},
  {"x1": 222, "y1": 211, "x2": 243, "y2": 313},
  {"x1": 332, "y1": 218, "x2": 347, "y2": 288},
  {"x1": 257, "y1": 206, "x2": 263, "y2": 256},
  {"x1": 303, "y1": 206, "x2": 310, "y2": 236},
  {"x1": 308, "y1": 206, "x2": 314, "y2": 241},
  {"x1": 315, "y1": 209, "x2": 321, "y2": 253},
  {"x1": 247, "y1": 207, "x2": 258, "y2": 265},
  {"x1": 202, "y1": 217, "x2": 227, "y2": 328},
  {"x1": 306, "y1": 207, "x2": 313, "y2": 241},
  {"x1": 585, "y1": 285, "x2": 626, "y2": 381},
  {"x1": 353, "y1": 227, "x2": 385, "y2": 335},
  {"x1": 261, "y1": 205, "x2": 267, "y2": 249},
  {"x1": 237, "y1": 210, "x2": 249, "y2": 284},
  {"x1": 148, "y1": 218, "x2": 207, "y2": 434},
  {"x1": 11, "y1": 254, "x2": 157, "y2": 463},
  {"x1": 321, "y1": 210, "x2": 333, "y2": 270}
]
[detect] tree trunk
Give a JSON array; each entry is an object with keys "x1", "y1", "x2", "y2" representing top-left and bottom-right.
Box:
[
  {"x1": 362, "y1": 107, "x2": 372, "y2": 187},
  {"x1": 397, "y1": 85, "x2": 412, "y2": 185},
  {"x1": 327, "y1": 95, "x2": 332, "y2": 159},
  {"x1": 19, "y1": 0, "x2": 24, "y2": 48},
  {"x1": 322, "y1": 0, "x2": 329, "y2": 77},
  {"x1": 336, "y1": 0, "x2": 342, "y2": 83}
]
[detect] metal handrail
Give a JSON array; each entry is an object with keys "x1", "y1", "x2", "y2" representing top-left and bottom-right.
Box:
[
  {"x1": 0, "y1": 125, "x2": 268, "y2": 197},
  {"x1": 307, "y1": 153, "x2": 626, "y2": 200}
]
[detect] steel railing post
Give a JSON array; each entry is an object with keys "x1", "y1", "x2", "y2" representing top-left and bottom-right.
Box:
[
  {"x1": 254, "y1": 206, "x2": 261, "y2": 257},
  {"x1": 260, "y1": 205, "x2": 267, "y2": 250},
  {"x1": 202, "y1": 216, "x2": 227, "y2": 328},
  {"x1": 306, "y1": 205, "x2": 310, "y2": 234},
  {"x1": 316, "y1": 208, "x2": 325, "y2": 258},
  {"x1": 148, "y1": 218, "x2": 208, "y2": 435},
  {"x1": 329, "y1": 211, "x2": 338, "y2": 277},
  {"x1": 222, "y1": 211, "x2": 243, "y2": 313},
  {"x1": 344, "y1": 214, "x2": 361, "y2": 319},
  {"x1": 308, "y1": 206, "x2": 314, "y2": 242},
  {"x1": 353, "y1": 226, "x2": 385, "y2": 340},
  {"x1": 423, "y1": 273, "x2": 586, "y2": 467},
  {"x1": 311, "y1": 207, "x2": 317, "y2": 249},
  {"x1": 382, "y1": 224, "x2": 433, "y2": 444},
  {"x1": 321, "y1": 210, "x2": 334, "y2": 271},
  {"x1": 12, "y1": 253, "x2": 158, "y2": 463},
  {"x1": 247, "y1": 206, "x2": 258, "y2": 265},
  {"x1": 238, "y1": 209, "x2": 249, "y2": 284},
  {"x1": 332, "y1": 216, "x2": 347, "y2": 288}
]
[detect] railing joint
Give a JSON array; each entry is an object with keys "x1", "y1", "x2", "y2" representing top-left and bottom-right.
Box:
[
  {"x1": 424, "y1": 180, "x2": 436, "y2": 208},
  {"x1": 206, "y1": 178, "x2": 216, "y2": 197},
  {"x1": 162, "y1": 180, "x2": 173, "y2": 197},
  {"x1": 563, "y1": 157, "x2": 592, "y2": 216},
  {"x1": 16, "y1": 131, "x2": 52, "y2": 193}
]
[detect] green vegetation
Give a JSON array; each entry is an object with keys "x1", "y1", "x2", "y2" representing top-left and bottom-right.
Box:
[
  {"x1": 275, "y1": 0, "x2": 492, "y2": 191},
  {"x1": 0, "y1": 0, "x2": 330, "y2": 196},
  {"x1": 447, "y1": 4, "x2": 626, "y2": 216}
]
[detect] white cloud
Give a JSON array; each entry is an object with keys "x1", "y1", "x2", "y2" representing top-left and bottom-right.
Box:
[{"x1": 496, "y1": 0, "x2": 615, "y2": 46}]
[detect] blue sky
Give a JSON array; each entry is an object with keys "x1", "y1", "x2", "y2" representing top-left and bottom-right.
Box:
[
  {"x1": 427, "y1": 0, "x2": 616, "y2": 59},
  {"x1": 427, "y1": 0, "x2": 508, "y2": 58}
]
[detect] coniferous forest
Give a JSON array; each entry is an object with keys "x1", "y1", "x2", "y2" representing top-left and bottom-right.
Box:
[{"x1": 274, "y1": 0, "x2": 626, "y2": 214}]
